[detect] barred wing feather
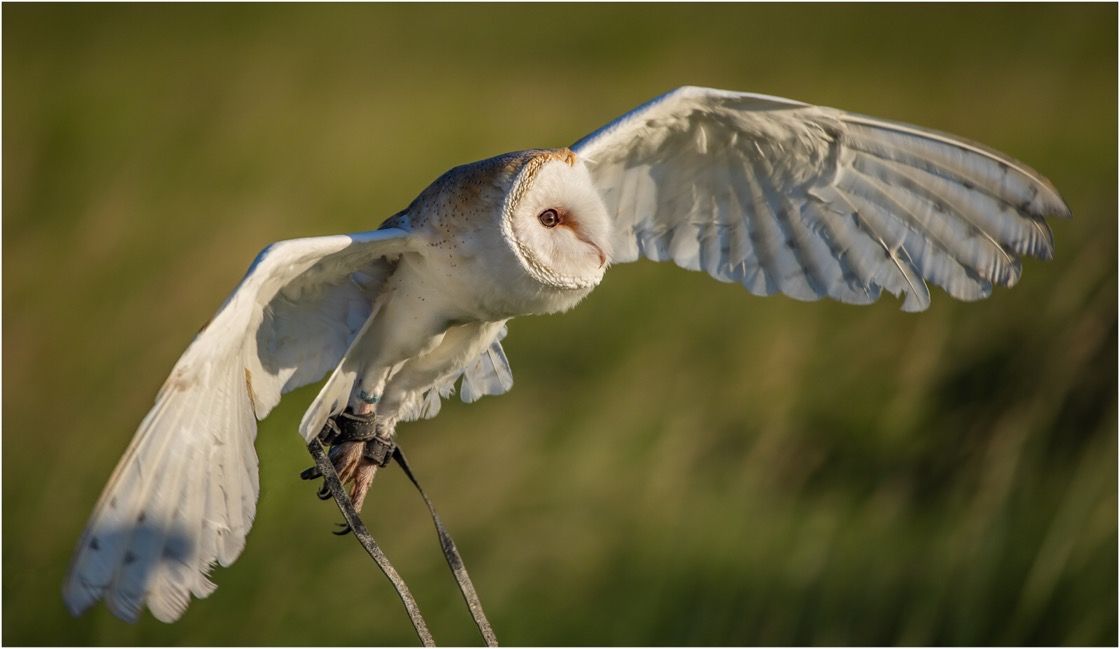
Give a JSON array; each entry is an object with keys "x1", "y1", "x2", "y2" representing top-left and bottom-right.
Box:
[
  {"x1": 573, "y1": 86, "x2": 1069, "y2": 311},
  {"x1": 63, "y1": 228, "x2": 411, "y2": 622}
]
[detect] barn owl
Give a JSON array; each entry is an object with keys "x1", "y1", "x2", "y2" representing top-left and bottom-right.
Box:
[{"x1": 64, "y1": 86, "x2": 1069, "y2": 624}]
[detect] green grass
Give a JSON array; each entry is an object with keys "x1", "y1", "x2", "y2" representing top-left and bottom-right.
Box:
[{"x1": 3, "y1": 4, "x2": 1116, "y2": 645}]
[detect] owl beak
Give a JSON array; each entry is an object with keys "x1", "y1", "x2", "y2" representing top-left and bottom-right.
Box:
[
  {"x1": 574, "y1": 231, "x2": 607, "y2": 268},
  {"x1": 591, "y1": 243, "x2": 607, "y2": 268},
  {"x1": 567, "y1": 221, "x2": 608, "y2": 268}
]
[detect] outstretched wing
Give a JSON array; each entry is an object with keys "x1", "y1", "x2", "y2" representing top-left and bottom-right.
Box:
[
  {"x1": 64, "y1": 227, "x2": 412, "y2": 623},
  {"x1": 573, "y1": 86, "x2": 1070, "y2": 311}
]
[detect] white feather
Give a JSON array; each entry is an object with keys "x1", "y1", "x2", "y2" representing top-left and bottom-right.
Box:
[
  {"x1": 459, "y1": 325, "x2": 514, "y2": 403},
  {"x1": 573, "y1": 86, "x2": 1069, "y2": 310},
  {"x1": 395, "y1": 323, "x2": 515, "y2": 423},
  {"x1": 64, "y1": 227, "x2": 412, "y2": 622},
  {"x1": 67, "y1": 85, "x2": 1069, "y2": 627}
]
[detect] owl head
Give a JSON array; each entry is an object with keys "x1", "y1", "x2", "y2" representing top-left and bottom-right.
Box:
[
  {"x1": 405, "y1": 148, "x2": 613, "y2": 316},
  {"x1": 498, "y1": 148, "x2": 612, "y2": 291}
]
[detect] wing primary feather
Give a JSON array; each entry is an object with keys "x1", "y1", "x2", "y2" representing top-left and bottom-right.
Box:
[
  {"x1": 151, "y1": 379, "x2": 229, "y2": 621},
  {"x1": 65, "y1": 391, "x2": 179, "y2": 614},
  {"x1": 235, "y1": 365, "x2": 259, "y2": 543},
  {"x1": 151, "y1": 378, "x2": 227, "y2": 623},
  {"x1": 106, "y1": 398, "x2": 196, "y2": 622},
  {"x1": 847, "y1": 155, "x2": 1018, "y2": 287},
  {"x1": 146, "y1": 441, "x2": 202, "y2": 622},
  {"x1": 848, "y1": 149, "x2": 1040, "y2": 268},
  {"x1": 839, "y1": 183, "x2": 963, "y2": 306},
  {"x1": 840, "y1": 121, "x2": 1067, "y2": 224},
  {"x1": 82, "y1": 391, "x2": 188, "y2": 620},
  {"x1": 827, "y1": 184, "x2": 932, "y2": 311},
  {"x1": 196, "y1": 441, "x2": 224, "y2": 599},
  {"x1": 839, "y1": 166, "x2": 992, "y2": 301},
  {"x1": 839, "y1": 114, "x2": 1069, "y2": 218},
  {"x1": 189, "y1": 448, "x2": 218, "y2": 600},
  {"x1": 217, "y1": 368, "x2": 247, "y2": 566}
]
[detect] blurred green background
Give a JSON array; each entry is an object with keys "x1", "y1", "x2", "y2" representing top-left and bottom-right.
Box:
[{"x1": 4, "y1": 3, "x2": 1116, "y2": 646}]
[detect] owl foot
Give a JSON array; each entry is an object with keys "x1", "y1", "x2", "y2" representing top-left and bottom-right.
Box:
[{"x1": 301, "y1": 409, "x2": 396, "y2": 524}]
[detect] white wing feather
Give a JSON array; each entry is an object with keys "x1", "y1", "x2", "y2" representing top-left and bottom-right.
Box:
[
  {"x1": 64, "y1": 227, "x2": 412, "y2": 622},
  {"x1": 396, "y1": 324, "x2": 515, "y2": 423},
  {"x1": 573, "y1": 86, "x2": 1070, "y2": 311},
  {"x1": 459, "y1": 324, "x2": 514, "y2": 404}
]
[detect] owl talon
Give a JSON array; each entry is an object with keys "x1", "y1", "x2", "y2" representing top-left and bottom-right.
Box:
[
  {"x1": 308, "y1": 411, "x2": 393, "y2": 531},
  {"x1": 318, "y1": 417, "x2": 343, "y2": 445}
]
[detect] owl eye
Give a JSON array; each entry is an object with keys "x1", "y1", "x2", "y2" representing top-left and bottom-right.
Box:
[{"x1": 537, "y1": 208, "x2": 561, "y2": 228}]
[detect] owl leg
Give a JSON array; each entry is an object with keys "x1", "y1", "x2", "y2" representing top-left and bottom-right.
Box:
[
  {"x1": 327, "y1": 367, "x2": 397, "y2": 507},
  {"x1": 346, "y1": 416, "x2": 398, "y2": 512},
  {"x1": 304, "y1": 377, "x2": 408, "y2": 511},
  {"x1": 305, "y1": 284, "x2": 452, "y2": 510},
  {"x1": 314, "y1": 416, "x2": 398, "y2": 535},
  {"x1": 305, "y1": 406, "x2": 395, "y2": 512},
  {"x1": 328, "y1": 322, "x2": 499, "y2": 503},
  {"x1": 329, "y1": 340, "x2": 438, "y2": 506}
]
